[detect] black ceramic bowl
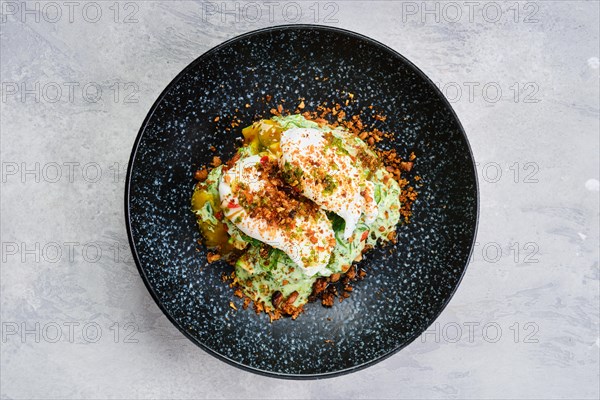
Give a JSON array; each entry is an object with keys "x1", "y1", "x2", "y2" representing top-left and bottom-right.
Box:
[{"x1": 125, "y1": 25, "x2": 478, "y2": 378}]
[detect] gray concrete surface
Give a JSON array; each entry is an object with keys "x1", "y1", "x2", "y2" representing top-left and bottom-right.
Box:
[{"x1": 1, "y1": 1, "x2": 598, "y2": 399}]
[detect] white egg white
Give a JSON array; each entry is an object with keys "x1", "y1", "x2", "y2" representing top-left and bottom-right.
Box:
[
  {"x1": 218, "y1": 155, "x2": 335, "y2": 277},
  {"x1": 279, "y1": 128, "x2": 378, "y2": 239}
]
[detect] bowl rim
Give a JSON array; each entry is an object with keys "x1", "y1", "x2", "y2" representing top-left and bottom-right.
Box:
[{"x1": 124, "y1": 23, "x2": 480, "y2": 380}]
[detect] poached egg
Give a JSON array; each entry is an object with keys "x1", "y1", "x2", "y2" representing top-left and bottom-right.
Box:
[
  {"x1": 218, "y1": 155, "x2": 335, "y2": 277},
  {"x1": 279, "y1": 128, "x2": 378, "y2": 239}
]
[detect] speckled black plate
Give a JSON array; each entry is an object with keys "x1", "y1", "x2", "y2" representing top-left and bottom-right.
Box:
[{"x1": 125, "y1": 25, "x2": 478, "y2": 379}]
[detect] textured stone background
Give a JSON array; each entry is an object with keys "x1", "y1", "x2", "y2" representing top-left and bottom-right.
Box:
[{"x1": 1, "y1": 1, "x2": 598, "y2": 399}]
